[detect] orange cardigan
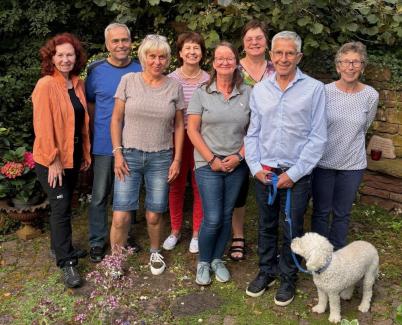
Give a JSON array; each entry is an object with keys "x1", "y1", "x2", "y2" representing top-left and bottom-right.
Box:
[{"x1": 32, "y1": 69, "x2": 91, "y2": 169}]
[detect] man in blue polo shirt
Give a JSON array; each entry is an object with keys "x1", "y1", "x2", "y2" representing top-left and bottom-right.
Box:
[
  {"x1": 86, "y1": 22, "x2": 142, "y2": 262},
  {"x1": 245, "y1": 31, "x2": 327, "y2": 305}
]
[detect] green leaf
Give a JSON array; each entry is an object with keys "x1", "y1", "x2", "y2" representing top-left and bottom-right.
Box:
[
  {"x1": 358, "y1": 7, "x2": 370, "y2": 15},
  {"x1": 148, "y1": 0, "x2": 160, "y2": 5},
  {"x1": 205, "y1": 14, "x2": 214, "y2": 25},
  {"x1": 367, "y1": 14, "x2": 378, "y2": 24},
  {"x1": 365, "y1": 26, "x2": 379, "y2": 36},
  {"x1": 297, "y1": 16, "x2": 311, "y2": 27},
  {"x1": 93, "y1": 0, "x2": 106, "y2": 6},
  {"x1": 205, "y1": 30, "x2": 220, "y2": 49},
  {"x1": 281, "y1": 0, "x2": 293, "y2": 4},
  {"x1": 310, "y1": 22, "x2": 324, "y2": 34},
  {"x1": 272, "y1": 7, "x2": 281, "y2": 17},
  {"x1": 346, "y1": 23, "x2": 359, "y2": 32},
  {"x1": 188, "y1": 20, "x2": 197, "y2": 30}
]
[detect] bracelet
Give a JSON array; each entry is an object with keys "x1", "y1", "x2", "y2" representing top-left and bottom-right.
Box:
[
  {"x1": 112, "y1": 146, "x2": 123, "y2": 154},
  {"x1": 208, "y1": 155, "x2": 217, "y2": 166}
]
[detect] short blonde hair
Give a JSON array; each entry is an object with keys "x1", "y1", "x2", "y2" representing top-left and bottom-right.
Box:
[{"x1": 138, "y1": 34, "x2": 171, "y2": 69}]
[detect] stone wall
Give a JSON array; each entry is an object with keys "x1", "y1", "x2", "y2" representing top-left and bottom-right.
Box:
[
  {"x1": 365, "y1": 65, "x2": 402, "y2": 158},
  {"x1": 360, "y1": 65, "x2": 402, "y2": 212}
]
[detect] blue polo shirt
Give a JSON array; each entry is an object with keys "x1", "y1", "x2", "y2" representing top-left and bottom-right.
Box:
[{"x1": 85, "y1": 59, "x2": 142, "y2": 156}]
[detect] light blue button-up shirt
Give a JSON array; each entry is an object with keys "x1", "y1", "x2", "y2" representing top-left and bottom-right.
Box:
[{"x1": 245, "y1": 68, "x2": 327, "y2": 182}]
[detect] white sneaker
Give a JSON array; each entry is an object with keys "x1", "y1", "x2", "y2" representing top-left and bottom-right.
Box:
[
  {"x1": 149, "y1": 252, "x2": 166, "y2": 275},
  {"x1": 162, "y1": 234, "x2": 180, "y2": 250},
  {"x1": 189, "y1": 237, "x2": 199, "y2": 254}
]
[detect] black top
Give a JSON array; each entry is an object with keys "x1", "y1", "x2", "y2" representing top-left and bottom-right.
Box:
[{"x1": 68, "y1": 88, "x2": 85, "y2": 139}]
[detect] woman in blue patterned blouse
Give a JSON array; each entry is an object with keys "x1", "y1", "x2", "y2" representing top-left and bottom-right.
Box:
[{"x1": 311, "y1": 41, "x2": 379, "y2": 250}]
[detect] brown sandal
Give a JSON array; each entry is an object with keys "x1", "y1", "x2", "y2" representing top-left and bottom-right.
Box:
[{"x1": 228, "y1": 238, "x2": 245, "y2": 261}]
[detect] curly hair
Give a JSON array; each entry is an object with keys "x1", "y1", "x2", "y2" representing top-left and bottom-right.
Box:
[
  {"x1": 206, "y1": 41, "x2": 243, "y2": 94},
  {"x1": 39, "y1": 33, "x2": 87, "y2": 77}
]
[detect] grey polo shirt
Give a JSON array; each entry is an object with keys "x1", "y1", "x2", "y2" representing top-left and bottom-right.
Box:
[{"x1": 187, "y1": 82, "x2": 251, "y2": 169}]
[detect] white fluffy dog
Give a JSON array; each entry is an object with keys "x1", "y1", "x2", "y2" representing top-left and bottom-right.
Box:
[{"x1": 291, "y1": 232, "x2": 379, "y2": 323}]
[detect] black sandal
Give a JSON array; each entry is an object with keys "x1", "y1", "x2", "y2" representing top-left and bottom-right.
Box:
[{"x1": 228, "y1": 238, "x2": 245, "y2": 261}]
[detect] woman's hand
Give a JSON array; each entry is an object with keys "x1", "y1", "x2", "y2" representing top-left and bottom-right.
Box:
[
  {"x1": 114, "y1": 151, "x2": 130, "y2": 182},
  {"x1": 222, "y1": 155, "x2": 241, "y2": 172},
  {"x1": 48, "y1": 156, "x2": 64, "y2": 188},
  {"x1": 80, "y1": 160, "x2": 90, "y2": 171},
  {"x1": 167, "y1": 160, "x2": 181, "y2": 183},
  {"x1": 210, "y1": 157, "x2": 225, "y2": 172}
]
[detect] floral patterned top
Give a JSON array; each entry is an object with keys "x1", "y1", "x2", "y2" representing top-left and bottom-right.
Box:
[{"x1": 239, "y1": 61, "x2": 275, "y2": 87}]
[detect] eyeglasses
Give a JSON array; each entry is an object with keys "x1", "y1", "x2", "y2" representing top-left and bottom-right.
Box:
[
  {"x1": 337, "y1": 60, "x2": 363, "y2": 68},
  {"x1": 214, "y1": 57, "x2": 236, "y2": 64},
  {"x1": 145, "y1": 34, "x2": 167, "y2": 42},
  {"x1": 244, "y1": 35, "x2": 266, "y2": 43},
  {"x1": 271, "y1": 50, "x2": 299, "y2": 59}
]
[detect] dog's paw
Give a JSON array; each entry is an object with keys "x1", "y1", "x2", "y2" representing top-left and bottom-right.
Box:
[
  {"x1": 358, "y1": 302, "x2": 370, "y2": 313},
  {"x1": 312, "y1": 304, "x2": 326, "y2": 314},
  {"x1": 328, "y1": 314, "x2": 341, "y2": 323}
]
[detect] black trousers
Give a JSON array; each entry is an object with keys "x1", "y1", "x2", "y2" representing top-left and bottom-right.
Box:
[
  {"x1": 35, "y1": 146, "x2": 82, "y2": 267},
  {"x1": 254, "y1": 175, "x2": 311, "y2": 283}
]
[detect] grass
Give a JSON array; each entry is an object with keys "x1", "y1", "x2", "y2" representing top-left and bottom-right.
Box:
[{"x1": 0, "y1": 184, "x2": 401, "y2": 324}]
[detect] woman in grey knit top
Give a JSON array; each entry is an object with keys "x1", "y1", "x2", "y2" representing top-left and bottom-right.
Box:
[
  {"x1": 311, "y1": 42, "x2": 379, "y2": 250},
  {"x1": 110, "y1": 35, "x2": 185, "y2": 275}
]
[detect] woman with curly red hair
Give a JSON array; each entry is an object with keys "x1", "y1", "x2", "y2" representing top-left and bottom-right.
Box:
[{"x1": 32, "y1": 33, "x2": 91, "y2": 288}]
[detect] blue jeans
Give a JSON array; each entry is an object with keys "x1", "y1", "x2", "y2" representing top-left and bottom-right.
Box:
[
  {"x1": 113, "y1": 148, "x2": 172, "y2": 213},
  {"x1": 255, "y1": 175, "x2": 311, "y2": 283},
  {"x1": 195, "y1": 162, "x2": 248, "y2": 263},
  {"x1": 88, "y1": 155, "x2": 114, "y2": 248},
  {"x1": 311, "y1": 168, "x2": 364, "y2": 250}
]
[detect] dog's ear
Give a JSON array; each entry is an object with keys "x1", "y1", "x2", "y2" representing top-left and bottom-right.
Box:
[
  {"x1": 306, "y1": 248, "x2": 326, "y2": 271},
  {"x1": 291, "y1": 237, "x2": 301, "y2": 253}
]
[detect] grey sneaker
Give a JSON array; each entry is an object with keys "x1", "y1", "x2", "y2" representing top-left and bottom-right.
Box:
[
  {"x1": 196, "y1": 262, "x2": 211, "y2": 286},
  {"x1": 211, "y1": 259, "x2": 230, "y2": 283},
  {"x1": 162, "y1": 234, "x2": 180, "y2": 250}
]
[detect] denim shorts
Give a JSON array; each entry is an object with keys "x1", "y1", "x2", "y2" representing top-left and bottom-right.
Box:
[{"x1": 113, "y1": 148, "x2": 172, "y2": 213}]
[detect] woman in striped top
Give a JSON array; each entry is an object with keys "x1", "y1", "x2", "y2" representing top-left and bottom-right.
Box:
[{"x1": 162, "y1": 32, "x2": 209, "y2": 254}]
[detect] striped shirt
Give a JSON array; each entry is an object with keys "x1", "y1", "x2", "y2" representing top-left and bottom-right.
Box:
[{"x1": 168, "y1": 69, "x2": 209, "y2": 128}]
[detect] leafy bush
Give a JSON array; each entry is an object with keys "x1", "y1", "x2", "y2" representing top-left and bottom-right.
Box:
[{"x1": 0, "y1": 0, "x2": 400, "y2": 147}]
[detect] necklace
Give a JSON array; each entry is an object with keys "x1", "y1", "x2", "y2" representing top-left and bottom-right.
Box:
[{"x1": 180, "y1": 67, "x2": 202, "y2": 79}]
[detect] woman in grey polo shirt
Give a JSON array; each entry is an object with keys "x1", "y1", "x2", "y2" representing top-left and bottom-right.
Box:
[
  {"x1": 110, "y1": 35, "x2": 185, "y2": 275},
  {"x1": 187, "y1": 41, "x2": 251, "y2": 285}
]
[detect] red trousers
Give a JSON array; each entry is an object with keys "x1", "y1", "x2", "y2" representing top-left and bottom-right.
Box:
[{"x1": 169, "y1": 133, "x2": 203, "y2": 233}]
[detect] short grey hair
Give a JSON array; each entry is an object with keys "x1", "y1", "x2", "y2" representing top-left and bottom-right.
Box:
[
  {"x1": 138, "y1": 34, "x2": 171, "y2": 69},
  {"x1": 104, "y1": 23, "x2": 131, "y2": 42},
  {"x1": 271, "y1": 31, "x2": 302, "y2": 53},
  {"x1": 335, "y1": 41, "x2": 368, "y2": 67}
]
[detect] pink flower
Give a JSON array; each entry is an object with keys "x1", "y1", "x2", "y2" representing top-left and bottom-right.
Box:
[
  {"x1": 1, "y1": 162, "x2": 24, "y2": 179},
  {"x1": 24, "y1": 152, "x2": 35, "y2": 169}
]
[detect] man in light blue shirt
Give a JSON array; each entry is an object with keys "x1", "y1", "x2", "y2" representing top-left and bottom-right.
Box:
[{"x1": 245, "y1": 31, "x2": 327, "y2": 306}]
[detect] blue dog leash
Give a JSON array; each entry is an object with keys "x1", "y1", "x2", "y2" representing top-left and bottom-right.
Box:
[{"x1": 266, "y1": 173, "x2": 312, "y2": 275}]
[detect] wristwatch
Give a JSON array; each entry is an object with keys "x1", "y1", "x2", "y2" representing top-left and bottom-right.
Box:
[{"x1": 236, "y1": 152, "x2": 244, "y2": 162}]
